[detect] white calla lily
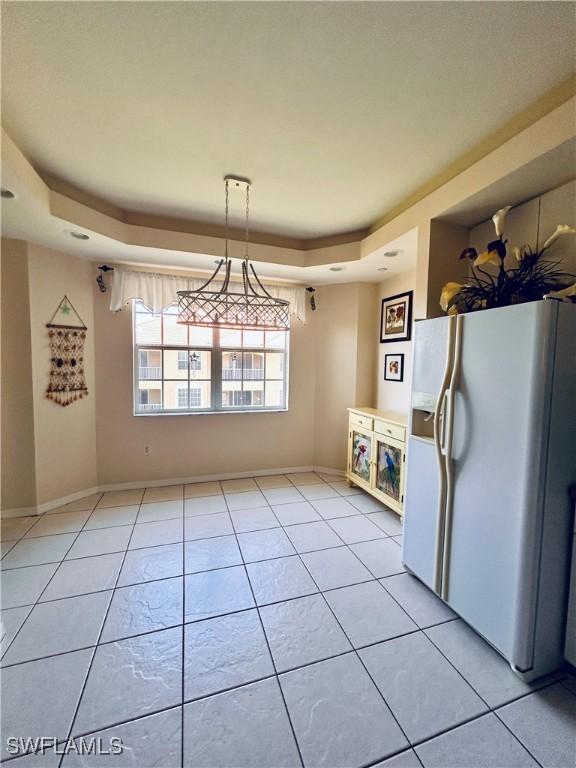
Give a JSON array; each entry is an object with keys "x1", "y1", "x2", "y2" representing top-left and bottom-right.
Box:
[
  {"x1": 439, "y1": 282, "x2": 464, "y2": 312},
  {"x1": 492, "y1": 206, "x2": 512, "y2": 237},
  {"x1": 542, "y1": 225, "x2": 576, "y2": 251},
  {"x1": 544, "y1": 282, "x2": 576, "y2": 301},
  {"x1": 511, "y1": 244, "x2": 529, "y2": 263}
]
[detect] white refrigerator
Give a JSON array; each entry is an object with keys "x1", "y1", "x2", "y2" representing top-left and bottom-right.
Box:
[{"x1": 403, "y1": 299, "x2": 576, "y2": 681}]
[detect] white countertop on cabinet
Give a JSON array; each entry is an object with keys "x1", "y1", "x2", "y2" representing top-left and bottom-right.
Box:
[{"x1": 347, "y1": 407, "x2": 408, "y2": 428}]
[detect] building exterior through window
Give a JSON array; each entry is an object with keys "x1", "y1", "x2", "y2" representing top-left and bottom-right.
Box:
[{"x1": 133, "y1": 301, "x2": 289, "y2": 414}]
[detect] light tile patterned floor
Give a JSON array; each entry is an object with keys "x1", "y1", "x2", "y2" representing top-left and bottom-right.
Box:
[{"x1": 1, "y1": 472, "x2": 575, "y2": 767}]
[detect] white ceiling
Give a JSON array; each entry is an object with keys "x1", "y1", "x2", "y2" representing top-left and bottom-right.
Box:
[
  {"x1": 0, "y1": 150, "x2": 419, "y2": 285},
  {"x1": 2, "y1": 1, "x2": 575, "y2": 239}
]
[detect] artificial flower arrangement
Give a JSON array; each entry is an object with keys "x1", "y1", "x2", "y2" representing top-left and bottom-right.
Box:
[{"x1": 440, "y1": 206, "x2": 576, "y2": 315}]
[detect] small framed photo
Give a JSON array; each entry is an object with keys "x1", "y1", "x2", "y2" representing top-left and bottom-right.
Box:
[
  {"x1": 384, "y1": 353, "x2": 404, "y2": 382},
  {"x1": 380, "y1": 290, "x2": 413, "y2": 343}
]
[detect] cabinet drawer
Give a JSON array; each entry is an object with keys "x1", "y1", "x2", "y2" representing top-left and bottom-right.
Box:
[
  {"x1": 374, "y1": 420, "x2": 405, "y2": 442},
  {"x1": 350, "y1": 413, "x2": 373, "y2": 431}
]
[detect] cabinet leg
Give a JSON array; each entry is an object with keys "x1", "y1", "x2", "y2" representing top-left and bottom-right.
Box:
[{"x1": 346, "y1": 479, "x2": 354, "y2": 488}]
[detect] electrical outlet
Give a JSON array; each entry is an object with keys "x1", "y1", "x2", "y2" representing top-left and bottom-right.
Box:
[{"x1": 144, "y1": 445, "x2": 151, "y2": 454}]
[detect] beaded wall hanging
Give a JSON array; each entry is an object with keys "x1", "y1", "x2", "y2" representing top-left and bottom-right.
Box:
[{"x1": 45, "y1": 295, "x2": 88, "y2": 406}]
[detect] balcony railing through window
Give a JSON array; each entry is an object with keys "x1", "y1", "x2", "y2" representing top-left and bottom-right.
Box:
[
  {"x1": 139, "y1": 366, "x2": 162, "y2": 380},
  {"x1": 222, "y1": 367, "x2": 264, "y2": 381},
  {"x1": 133, "y1": 301, "x2": 289, "y2": 414}
]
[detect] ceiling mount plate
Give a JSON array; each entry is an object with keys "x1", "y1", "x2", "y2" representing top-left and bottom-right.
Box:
[{"x1": 224, "y1": 174, "x2": 251, "y2": 192}]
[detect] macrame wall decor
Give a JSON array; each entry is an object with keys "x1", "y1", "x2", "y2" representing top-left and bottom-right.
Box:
[{"x1": 45, "y1": 295, "x2": 88, "y2": 407}]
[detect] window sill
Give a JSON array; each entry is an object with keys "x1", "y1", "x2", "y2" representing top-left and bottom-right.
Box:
[{"x1": 133, "y1": 408, "x2": 289, "y2": 417}]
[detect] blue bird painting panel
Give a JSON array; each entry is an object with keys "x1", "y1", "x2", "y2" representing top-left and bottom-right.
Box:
[{"x1": 376, "y1": 440, "x2": 402, "y2": 502}]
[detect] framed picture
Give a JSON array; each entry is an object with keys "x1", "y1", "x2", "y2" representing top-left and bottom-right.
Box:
[
  {"x1": 380, "y1": 290, "x2": 413, "y2": 343},
  {"x1": 384, "y1": 353, "x2": 404, "y2": 382}
]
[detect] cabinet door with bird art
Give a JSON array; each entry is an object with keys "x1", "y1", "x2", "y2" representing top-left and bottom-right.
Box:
[
  {"x1": 348, "y1": 429, "x2": 374, "y2": 490},
  {"x1": 374, "y1": 436, "x2": 405, "y2": 511}
]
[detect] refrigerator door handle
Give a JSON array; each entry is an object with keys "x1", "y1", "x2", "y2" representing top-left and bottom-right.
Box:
[
  {"x1": 440, "y1": 391, "x2": 448, "y2": 453},
  {"x1": 433, "y1": 315, "x2": 456, "y2": 594},
  {"x1": 441, "y1": 314, "x2": 463, "y2": 600}
]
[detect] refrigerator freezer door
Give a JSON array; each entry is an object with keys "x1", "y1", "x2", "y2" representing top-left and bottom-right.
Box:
[
  {"x1": 410, "y1": 316, "x2": 454, "y2": 404},
  {"x1": 403, "y1": 436, "x2": 442, "y2": 589},
  {"x1": 445, "y1": 301, "x2": 557, "y2": 670},
  {"x1": 403, "y1": 315, "x2": 454, "y2": 591}
]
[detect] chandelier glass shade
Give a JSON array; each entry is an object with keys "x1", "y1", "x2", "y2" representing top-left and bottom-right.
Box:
[{"x1": 177, "y1": 178, "x2": 290, "y2": 331}]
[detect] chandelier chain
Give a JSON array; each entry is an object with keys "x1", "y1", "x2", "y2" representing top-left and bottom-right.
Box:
[
  {"x1": 224, "y1": 179, "x2": 230, "y2": 260},
  {"x1": 244, "y1": 183, "x2": 250, "y2": 261},
  {"x1": 176, "y1": 176, "x2": 290, "y2": 331}
]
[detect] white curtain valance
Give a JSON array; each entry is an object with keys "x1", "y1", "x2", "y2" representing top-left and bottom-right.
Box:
[{"x1": 109, "y1": 267, "x2": 306, "y2": 323}]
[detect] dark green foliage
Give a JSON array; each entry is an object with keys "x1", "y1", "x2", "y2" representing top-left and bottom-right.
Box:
[{"x1": 449, "y1": 241, "x2": 574, "y2": 314}]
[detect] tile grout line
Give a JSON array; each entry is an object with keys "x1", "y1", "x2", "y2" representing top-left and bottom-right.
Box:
[
  {"x1": 2, "y1": 494, "x2": 109, "y2": 761},
  {"x1": 403, "y1": 677, "x2": 563, "y2": 754},
  {"x1": 248, "y1": 492, "x2": 421, "y2": 763},
  {"x1": 226, "y1": 489, "x2": 306, "y2": 768},
  {"x1": 0, "y1": 480, "x2": 355, "y2": 564},
  {"x1": 0, "y1": 682, "x2": 541, "y2": 768},
  {"x1": 0, "y1": 475, "x2": 342, "y2": 538},
  {"x1": 180, "y1": 482, "x2": 186, "y2": 768},
  {"x1": 54, "y1": 489, "x2": 147, "y2": 768},
  {"x1": 0, "y1": 522, "x2": 391, "y2": 577},
  {"x1": 362, "y1": 746, "x2": 425, "y2": 768},
  {"x1": 0, "y1": 495, "x2": 448, "y2": 670},
  {"x1": 0, "y1": 480, "x2": 468, "y2": 744},
  {"x1": 0, "y1": 603, "x2": 459, "y2": 672},
  {"x1": 420, "y1": 629, "x2": 547, "y2": 767},
  {"x1": 491, "y1": 708, "x2": 547, "y2": 768},
  {"x1": 283, "y1": 531, "x2": 415, "y2": 763},
  {"x1": 4, "y1": 479, "x2": 566, "y2": 766},
  {"x1": 4, "y1": 657, "x2": 565, "y2": 762},
  {"x1": 1, "y1": 497, "x2": 107, "y2": 663},
  {"x1": 370, "y1": 547, "x2": 557, "y2": 761}
]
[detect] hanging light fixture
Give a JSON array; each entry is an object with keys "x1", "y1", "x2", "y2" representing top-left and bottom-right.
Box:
[{"x1": 177, "y1": 176, "x2": 290, "y2": 330}]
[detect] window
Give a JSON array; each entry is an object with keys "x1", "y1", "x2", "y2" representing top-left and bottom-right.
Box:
[
  {"x1": 189, "y1": 386, "x2": 202, "y2": 408},
  {"x1": 177, "y1": 386, "x2": 188, "y2": 408},
  {"x1": 133, "y1": 301, "x2": 289, "y2": 414}
]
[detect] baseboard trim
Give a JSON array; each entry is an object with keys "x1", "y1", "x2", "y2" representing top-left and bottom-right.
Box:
[
  {"x1": 1, "y1": 466, "x2": 345, "y2": 518},
  {"x1": 314, "y1": 466, "x2": 346, "y2": 478},
  {"x1": 37, "y1": 486, "x2": 101, "y2": 515},
  {"x1": 2, "y1": 486, "x2": 101, "y2": 519},
  {"x1": 97, "y1": 465, "x2": 317, "y2": 492},
  {"x1": 0, "y1": 505, "x2": 38, "y2": 519}
]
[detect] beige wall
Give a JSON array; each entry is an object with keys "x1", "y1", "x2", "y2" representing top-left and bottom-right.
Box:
[
  {"x1": 355, "y1": 283, "x2": 378, "y2": 408},
  {"x1": 376, "y1": 271, "x2": 417, "y2": 415},
  {"x1": 1, "y1": 240, "x2": 98, "y2": 509},
  {"x1": 93, "y1": 281, "x2": 317, "y2": 485},
  {"x1": 426, "y1": 220, "x2": 470, "y2": 319},
  {"x1": 470, "y1": 179, "x2": 576, "y2": 275},
  {"x1": 27, "y1": 244, "x2": 98, "y2": 504},
  {"x1": 311, "y1": 283, "x2": 379, "y2": 470},
  {"x1": 2, "y1": 245, "x2": 379, "y2": 507},
  {"x1": 1, "y1": 240, "x2": 37, "y2": 510},
  {"x1": 95, "y1": 279, "x2": 382, "y2": 483}
]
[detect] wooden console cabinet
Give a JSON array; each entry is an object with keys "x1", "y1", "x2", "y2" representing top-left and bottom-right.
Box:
[{"x1": 346, "y1": 407, "x2": 408, "y2": 517}]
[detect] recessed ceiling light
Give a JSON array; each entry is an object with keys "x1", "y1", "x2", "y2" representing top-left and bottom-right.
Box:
[
  {"x1": 383, "y1": 249, "x2": 403, "y2": 258},
  {"x1": 329, "y1": 266, "x2": 345, "y2": 272},
  {"x1": 1, "y1": 188, "x2": 16, "y2": 199},
  {"x1": 65, "y1": 230, "x2": 90, "y2": 240},
  {"x1": 377, "y1": 267, "x2": 389, "y2": 272}
]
